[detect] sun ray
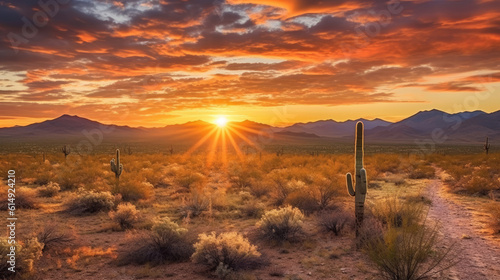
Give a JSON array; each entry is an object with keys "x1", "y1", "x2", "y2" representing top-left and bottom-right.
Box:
[
  {"x1": 184, "y1": 126, "x2": 218, "y2": 157},
  {"x1": 207, "y1": 128, "x2": 221, "y2": 167},
  {"x1": 225, "y1": 128, "x2": 244, "y2": 161},
  {"x1": 227, "y1": 123, "x2": 268, "y2": 136},
  {"x1": 226, "y1": 126, "x2": 262, "y2": 151}
]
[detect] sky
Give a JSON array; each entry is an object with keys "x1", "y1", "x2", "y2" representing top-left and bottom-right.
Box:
[{"x1": 0, "y1": 0, "x2": 499, "y2": 128}]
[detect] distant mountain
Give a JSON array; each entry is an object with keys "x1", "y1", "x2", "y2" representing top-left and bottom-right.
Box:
[
  {"x1": 365, "y1": 110, "x2": 494, "y2": 143},
  {"x1": 0, "y1": 110, "x2": 498, "y2": 145},
  {"x1": 280, "y1": 118, "x2": 391, "y2": 138},
  {"x1": 0, "y1": 114, "x2": 140, "y2": 139}
]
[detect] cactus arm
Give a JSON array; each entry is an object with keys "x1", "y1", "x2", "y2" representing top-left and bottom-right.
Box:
[
  {"x1": 346, "y1": 173, "x2": 355, "y2": 196},
  {"x1": 359, "y1": 168, "x2": 367, "y2": 195}
]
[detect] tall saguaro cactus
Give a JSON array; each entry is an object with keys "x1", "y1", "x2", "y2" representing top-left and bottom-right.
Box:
[
  {"x1": 110, "y1": 149, "x2": 123, "y2": 179},
  {"x1": 61, "y1": 145, "x2": 70, "y2": 159},
  {"x1": 484, "y1": 137, "x2": 490, "y2": 155},
  {"x1": 346, "y1": 122, "x2": 368, "y2": 237}
]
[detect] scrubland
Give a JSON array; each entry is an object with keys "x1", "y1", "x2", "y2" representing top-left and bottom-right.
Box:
[{"x1": 0, "y1": 150, "x2": 498, "y2": 279}]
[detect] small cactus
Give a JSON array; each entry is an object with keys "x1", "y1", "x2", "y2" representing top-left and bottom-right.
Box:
[
  {"x1": 61, "y1": 145, "x2": 70, "y2": 159},
  {"x1": 168, "y1": 145, "x2": 174, "y2": 155},
  {"x1": 276, "y1": 147, "x2": 284, "y2": 157},
  {"x1": 110, "y1": 149, "x2": 123, "y2": 179},
  {"x1": 346, "y1": 122, "x2": 368, "y2": 237},
  {"x1": 484, "y1": 137, "x2": 490, "y2": 155}
]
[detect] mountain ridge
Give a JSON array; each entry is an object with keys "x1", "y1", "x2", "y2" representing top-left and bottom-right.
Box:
[{"x1": 0, "y1": 110, "x2": 498, "y2": 144}]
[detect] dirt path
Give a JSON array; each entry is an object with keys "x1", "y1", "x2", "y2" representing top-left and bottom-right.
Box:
[{"x1": 426, "y1": 171, "x2": 500, "y2": 280}]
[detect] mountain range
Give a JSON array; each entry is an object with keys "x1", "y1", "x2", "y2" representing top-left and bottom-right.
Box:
[{"x1": 0, "y1": 109, "x2": 498, "y2": 145}]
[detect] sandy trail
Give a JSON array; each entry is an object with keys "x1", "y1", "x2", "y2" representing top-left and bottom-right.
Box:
[{"x1": 426, "y1": 172, "x2": 500, "y2": 280}]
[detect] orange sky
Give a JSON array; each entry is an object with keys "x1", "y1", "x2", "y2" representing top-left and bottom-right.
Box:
[{"x1": 0, "y1": 0, "x2": 499, "y2": 128}]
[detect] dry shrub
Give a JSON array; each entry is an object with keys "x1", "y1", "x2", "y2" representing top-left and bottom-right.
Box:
[
  {"x1": 38, "y1": 181, "x2": 61, "y2": 197},
  {"x1": 113, "y1": 177, "x2": 154, "y2": 201},
  {"x1": 285, "y1": 192, "x2": 320, "y2": 215},
  {"x1": 65, "y1": 190, "x2": 115, "y2": 215},
  {"x1": 119, "y1": 217, "x2": 193, "y2": 265},
  {"x1": 33, "y1": 163, "x2": 55, "y2": 185},
  {"x1": 0, "y1": 186, "x2": 38, "y2": 210},
  {"x1": 257, "y1": 206, "x2": 304, "y2": 242},
  {"x1": 485, "y1": 202, "x2": 500, "y2": 234},
  {"x1": 36, "y1": 223, "x2": 75, "y2": 252},
  {"x1": 240, "y1": 202, "x2": 265, "y2": 218},
  {"x1": 371, "y1": 197, "x2": 423, "y2": 228},
  {"x1": 174, "y1": 169, "x2": 205, "y2": 189},
  {"x1": 408, "y1": 163, "x2": 435, "y2": 179},
  {"x1": 181, "y1": 189, "x2": 210, "y2": 217},
  {"x1": 0, "y1": 237, "x2": 43, "y2": 279},
  {"x1": 109, "y1": 202, "x2": 139, "y2": 230},
  {"x1": 228, "y1": 164, "x2": 263, "y2": 189},
  {"x1": 192, "y1": 232, "x2": 262, "y2": 271},
  {"x1": 249, "y1": 179, "x2": 271, "y2": 198},
  {"x1": 364, "y1": 217, "x2": 457, "y2": 280},
  {"x1": 318, "y1": 209, "x2": 353, "y2": 236},
  {"x1": 311, "y1": 176, "x2": 341, "y2": 209}
]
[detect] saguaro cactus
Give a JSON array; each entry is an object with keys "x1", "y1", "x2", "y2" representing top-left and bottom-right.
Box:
[
  {"x1": 61, "y1": 145, "x2": 70, "y2": 159},
  {"x1": 484, "y1": 137, "x2": 490, "y2": 155},
  {"x1": 110, "y1": 149, "x2": 123, "y2": 179},
  {"x1": 346, "y1": 122, "x2": 368, "y2": 237}
]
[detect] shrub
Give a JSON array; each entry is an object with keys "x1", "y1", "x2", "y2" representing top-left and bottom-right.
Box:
[
  {"x1": 109, "y1": 202, "x2": 139, "y2": 230},
  {"x1": 364, "y1": 219, "x2": 456, "y2": 280},
  {"x1": 118, "y1": 217, "x2": 193, "y2": 265},
  {"x1": 174, "y1": 170, "x2": 205, "y2": 189},
  {"x1": 113, "y1": 178, "x2": 154, "y2": 201},
  {"x1": 312, "y1": 176, "x2": 340, "y2": 209},
  {"x1": 249, "y1": 179, "x2": 271, "y2": 198},
  {"x1": 257, "y1": 206, "x2": 304, "y2": 242},
  {"x1": 318, "y1": 209, "x2": 352, "y2": 236},
  {"x1": 485, "y1": 202, "x2": 500, "y2": 234},
  {"x1": 285, "y1": 192, "x2": 320, "y2": 215},
  {"x1": 181, "y1": 190, "x2": 210, "y2": 217},
  {"x1": 0, "y1": 237, "x2": 43, "y2": 278},
  {"x1": 371, "y1": 197, "x2": 423, "y2": 228},
  {"x1": 408, "y1": 164, "x2": 435, "y2": 179},
  {"x1": 38, "y1": 182, "x2": 61, "y2": 197},
  {"x1": 36, "y1": 223, "x2": 74, "y2": 252},
  {"x1": 240, "y1": 202, "x2": 265, "y2": 218},
  {"x1": 65, "y1": 190, "x2": 115, "y2": 215},
  {"x1": 192, "y1": 232, "x2": 261, "y2": 271},
  {"x1": 0, "y1": 187, "x2": 38, "y2": 210}
]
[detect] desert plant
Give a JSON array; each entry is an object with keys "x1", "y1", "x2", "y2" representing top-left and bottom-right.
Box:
[
  {"x1": 174, "y1": 170, "x2": 205, "y2": 189},
  {"x1": 192, "y1": 231, "x2": 261, "y2": 271},
  {"x1": 346, "y1": 121, "x2": 368, "y2": 236},
  {"x1": 109, "y1": 202, "x2": 139, "y2": 229},
  {"x1": 318, "y1": 209, "x2": 352, "y2": 236},
  {"x1": 38, "y1": 181, "x2": 61, "y2": 197},
  {"x1": 36, "y1": 223, "x2": 74, "y2": 252},
  {"x1": 0, "y1": 237, "x2": 43, "y2": 278},
  {"x1": 364, "y1": 217, "x2": 457, "y2": 280},
  {"x1": 112, "y1": 177, "x2": 154, "y2": 201},
  {"x1": 110, "y1": 149, "x2": 123, "y2": 179},
  {"x1": 285, "y1": 191, "x2": 320, "y2": 215},
  {"x1": 485, "y1": 202, "x2": 500, "y2": 233},
  {"x1": 485, "y1": 137, "x2": 490, "y2": 155},
  {"x1": 371, "y1": 197, "x2": 424, "y2": 228},
  {"x1": 257, "y1": 206, "x2": 304, "y2": 242},
  {"x1": 61, "y1": 144, "x2": 70, "y2": 159},
  {"x1": 0, "y1": 187, "x2": 37, "y2": 210},
  {"x1": 65, "y1": 190, "x2": 115, "y2": 215},
  {"x1": 118, "y1": 217, "x2": 193, "y2": 265}
]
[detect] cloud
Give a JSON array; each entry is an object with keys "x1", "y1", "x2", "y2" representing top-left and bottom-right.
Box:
[{"x1": 0, "y1": 0, "x2": 498, "y2": 124}]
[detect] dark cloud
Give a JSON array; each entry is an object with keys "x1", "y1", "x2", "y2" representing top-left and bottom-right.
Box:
[{"x1": 0, "y1": 0, "x2": 498, "y2": 122}]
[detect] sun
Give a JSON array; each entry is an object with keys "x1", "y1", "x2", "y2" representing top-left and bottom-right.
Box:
[{"x1": 215, "y1": 116, "x2": 228, "y2": 128}]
